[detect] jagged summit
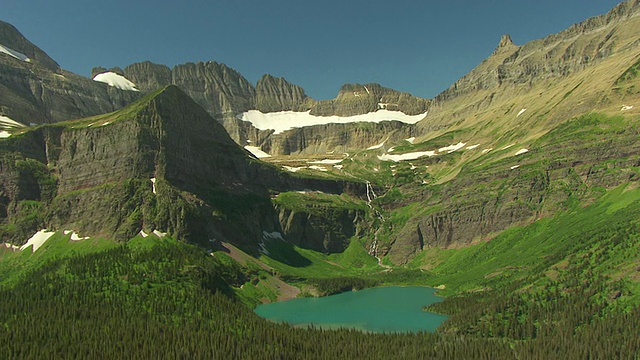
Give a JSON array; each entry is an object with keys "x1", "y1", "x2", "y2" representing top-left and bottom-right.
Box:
[
  {"x1": 493, "y1": 34, "x2": 516, "y2": 54},
  {"x1": 0, "y1": 20, "x2": 59, "y2": 71},
  {"x1": 255, "y1": 74, "x2": 311, "y2": 112}
]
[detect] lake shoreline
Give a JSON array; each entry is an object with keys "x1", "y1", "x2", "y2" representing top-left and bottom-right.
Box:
[{"x1": 255, "y1": 285, "x2": 448, "y2": 334}]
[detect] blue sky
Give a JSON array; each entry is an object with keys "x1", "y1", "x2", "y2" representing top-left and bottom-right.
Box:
[{"x1": 3, "y1": 0, "x2": 624, "y2": 99}]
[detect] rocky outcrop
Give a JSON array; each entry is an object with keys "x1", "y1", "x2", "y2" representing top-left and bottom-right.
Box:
[{"x1": 277, "y1": 205, "x2": 362, "y2": 253}]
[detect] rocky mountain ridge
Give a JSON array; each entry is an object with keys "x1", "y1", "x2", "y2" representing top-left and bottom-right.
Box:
[
  {"x1": 0, "y1": 20, "x2": 141, "y2": 128},
  {"x1": 0, "y1": 86, "x2": 366, "y2": 253},
  {"x1": 116, "y1": 62, "x2": 431, "y2": 152}
]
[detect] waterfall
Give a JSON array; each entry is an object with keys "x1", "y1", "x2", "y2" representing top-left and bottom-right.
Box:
[{"x1": 365, "y1": 181, "x2": 384, "y2": 265}]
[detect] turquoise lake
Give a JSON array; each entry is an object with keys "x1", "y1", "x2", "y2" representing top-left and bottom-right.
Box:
[{"x1": 254, "y1": 286, "x2": 448, "y2": 333}]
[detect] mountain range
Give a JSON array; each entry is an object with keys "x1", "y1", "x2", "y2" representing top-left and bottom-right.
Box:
[{"x1": 1, "y1": 1, "x2": 640, "y2": 358}]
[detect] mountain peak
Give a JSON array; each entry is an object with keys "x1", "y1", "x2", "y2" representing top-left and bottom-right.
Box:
[
  {"x1": 493, "y1": 34, "x2": 516, "y2": 55},
  {"x1": 0, "y1": 20, "x2": 59, "y2": 71},
  {"x1": 498, "y1": 34, "x2": 514, "y2": 48}
]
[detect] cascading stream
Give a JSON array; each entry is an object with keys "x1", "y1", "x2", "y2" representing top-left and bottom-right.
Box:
[{"x1": 365, "y1": 181, "x2": 387, "y2": 267}]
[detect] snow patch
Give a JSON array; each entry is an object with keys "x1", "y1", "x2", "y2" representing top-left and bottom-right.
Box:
[
  {"x1": 308, "y1": 165, "x2": 328, "y2": 172},
  {"x1": 466, "y1": 144, "x2": 480, "y2": 150},
  {"x1": 0, "y1": 131, "x2": 10, "y2": 139},
  {"x1": 92, "y1": 72, "x2": 139, "y2": 91},
  {"x1": 482, "y1": 148, "x2": 493, "y2": 154},
  {"x1": 244, "y1": 146, "x2": 272, "y2": 158},
  {"x1": 367, "y1": 140, "x2": 387, "y2": 150},
  {"x1": 283, "y1": 166, "x2": 303, "y2": 172},
  {"x1": 307, "y1": 159, "x2": 342, "y2": 165},
  {"x1": 517, "y1": 108, "x2": 527, "y2": 117},
  {"x1": 20, "y1": 230, "x2": 55, "y2": 252},
  {"x1": 0, "y1": 43, "x2": 30, "y2": 62},
  {"x1": 70, "y1": 232, "x2": 90, "y2": 241},
  {"x1": 333, "y1": 164, "x2": 343, "y2": 170},
  {"x1": 3, "y1": 243, "x2": 20, "y2": 251},
  {"x1": 378, "y1": 151, "x2": 437, "y2": 162},
  {"x1": 404, "y1": 137, "x2": 416, "y2": 144},
  {"x1": 515, "y1": 148, "x2": 529, "y2": 156},
  {"x1": 139, "y1": 230, "x2": 149, "y2": 238},
  {"x1": 150, "y1": 178, "x2": 157, "y2": 194},
  {"x1": 621, "y1": 105, "x2": 634, "y2": 111},
  {"x1": 510, "y1": 165, "x2": 520, "y2": 170},
  {"x1": 0, "y1": 115, "x2": 25, "y2": 129},
  {"x1": 153, "y1": 230, "x2": 167, "y2": 238},
  {"x1": 239, "y1": 109, "x2": 427, "y2": 134},
  {"x1": 438, "y1": 142, "x2": 466, "y2": 153},
  {"x1": 501, "y1": 144, "x2": 515, "y2": 150}
]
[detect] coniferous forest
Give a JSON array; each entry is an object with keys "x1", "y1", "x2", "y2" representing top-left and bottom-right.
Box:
[{"x1": 1, "y1": 232, "x2": 639, "y2": 359}]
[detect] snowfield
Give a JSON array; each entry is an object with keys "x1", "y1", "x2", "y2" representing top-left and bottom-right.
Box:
[
  {"x1": 0, "y1": 115, "x2": 24, "y2": 128},
  {"x1": 0, "y1": 43, "x2": 30, "y2": 62},
  {"x1": 244, "y1": 146, "x2": 272, "y2": 158},
  {"x1": 20, "y1": 230, "x2": 55, "y2": 252},
  {"x1": 378, "y1": 150, "x2": 437, "y2": 162},
  {"x1": 92, "y1": 72, "x2": 140, "y2": 91},
  {"x1": 367, "y1": 140, "x2": 387, "y2": 150},
  {"x1": 307, "y1": 159, "x2": 343, "y2": 164},
  {"x1": 239, "y1": 109, "x2": 427, "y2": 134},
  {"x1": 377, "y1": 141, "x2": 477, "y2": 162},
  {"x1": 438, "y1": 142, "x2": 466, "y2": 153}
]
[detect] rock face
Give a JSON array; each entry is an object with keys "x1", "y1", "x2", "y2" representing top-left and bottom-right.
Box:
[
  {"x1": 121, "y1": 61, "x2": 430, "y2": 153},
  {"x1": 276, "y1": 205, "x2": 362, "y2": 254},
  {"x1": 255, "y1": 74, "x2": 312, "y2": 113},
  {"x1": 123, "y1": 61, "x2": 255, "y2": 116},
  {"x1": 0, "y1": 86, "x2": 365, "y2": 250},
  {"x1": 262, "y1": 121, "x2": 415, "y2": 155},
  {"x1": 0, "y1": 20, "x2": 59, "y2": 71},
  {"x1": 385, "y1": 113, "x2": 640, "y2": 264},
  {"x1": 0, "y1": 20, "x2": 141, "y2": 127},
  {"x1": 420, "y1": 0, "x2": 640, "y2": 134},
  {"x1": 310, "y1": 83, "x2": 431, "y2": 117}
]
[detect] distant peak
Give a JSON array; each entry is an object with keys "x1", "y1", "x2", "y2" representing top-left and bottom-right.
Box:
[
  {"x1": 498, "y1": 34, "x2": 514, "y2": 48},
  {"x1": 493, "y1": 34, "x2": 517, "y2": 55}
]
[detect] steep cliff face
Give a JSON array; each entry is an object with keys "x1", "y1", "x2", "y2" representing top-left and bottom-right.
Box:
[
  {"x1": 262, "y1": 121, "x2": 415, "y2": 155},
  {"x1": 0, "y1": 86, "x2": 366, "y2": 251},
  {"x1": 276, "y1": 205, "x2": 362, "y2": 254},
  {"x1": 255, "y1": 74, "x2": 312, "y2": 113},
  {"x1": 121, "y1": 60, "x2": 430, "y2": 153},
  {"x1": 272, "y1": 192, "x2": 368, "y2": 254},
  {"x1": 123, "y1": 61, "x2": 255, "y2": 116}
]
